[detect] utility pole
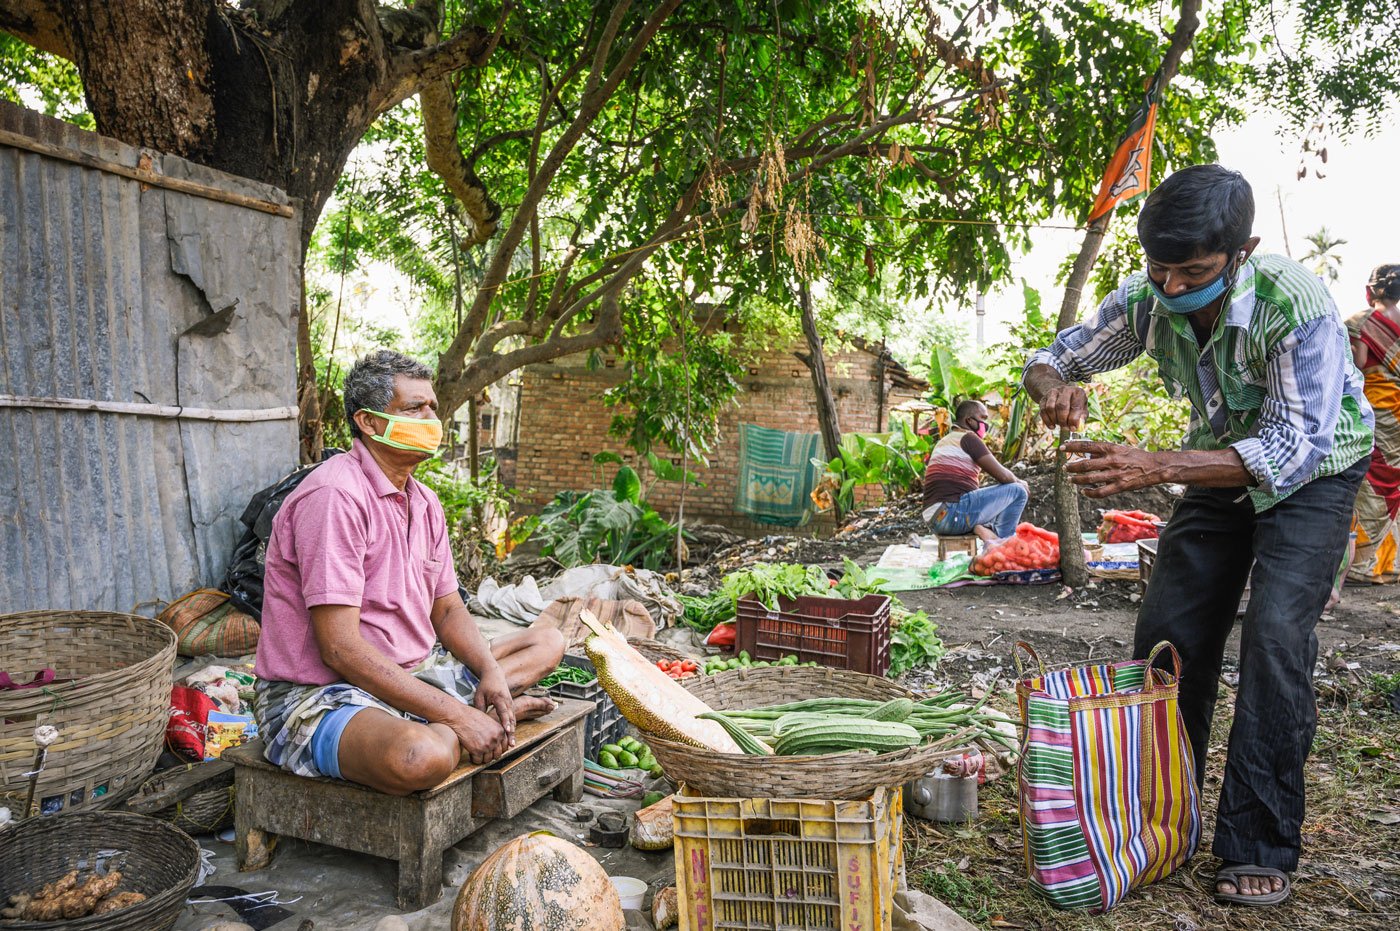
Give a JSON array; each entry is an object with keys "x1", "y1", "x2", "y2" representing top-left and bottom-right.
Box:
[{"x1": 975, "y1": 292, "x2": 986, "y2": 349}]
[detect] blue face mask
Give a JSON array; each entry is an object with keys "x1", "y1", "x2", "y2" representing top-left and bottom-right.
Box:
[{"x1": 1147, "y1": 252, "x2": 1245, "y2": 315}]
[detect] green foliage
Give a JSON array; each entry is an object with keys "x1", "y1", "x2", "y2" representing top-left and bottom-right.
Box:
[
  {"x1": 1302, "y1": 227, "x2": 1348, "y2": 284},
  {"x1": 1248, "y1": 0, "x2": 1400, "y2": 136},
  {"x1": 526, "y1": 462, "x2": 681, "y2": 570},
  {"x1": 603, "y1": 291, "x2": 745, "y2": 465},
  {"x1": 0, "y1": 37, "x2": 92, "y2": 129},
  {"x1": 913, "y1": 866, "x2": 1001, "y2": 922},
  {"x1": 817, "y1": 424, "x2": 932, "y2": 512},
  {"x1": 890, "y1": 611, "x2": 947, "y2": 678},
  {"x1": 677, "y1": 592, "x2": 735, "y2": 635},
  {"x1": 414, "y1": 457, "x2": 516, "y2": 583},
  {"x1": 926, "y1": 347, "x2": 987, "y2": 412}
]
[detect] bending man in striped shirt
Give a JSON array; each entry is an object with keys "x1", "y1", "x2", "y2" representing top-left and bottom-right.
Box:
[{"x1": 1023, "y1": 164, "x2": 1372, "y2": 908}]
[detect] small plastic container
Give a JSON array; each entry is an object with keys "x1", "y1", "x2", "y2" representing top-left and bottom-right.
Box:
[{"x1": 611, "y1": 876, "x2": 646, "y2": 910}]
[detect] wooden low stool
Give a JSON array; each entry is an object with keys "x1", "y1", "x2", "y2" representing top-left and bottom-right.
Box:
[
  {"x1": 224, "y1": 697, "x2": 593, "y2": 910},
  {"x1": 937, "y1": 534, "x2": 980, "y2": 561}
]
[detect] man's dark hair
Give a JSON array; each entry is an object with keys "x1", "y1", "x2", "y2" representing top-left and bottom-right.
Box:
[
  {"x1": 343, "y1": 349, "x2": 434, "y2": 439},
  {"x1": 954, "y1": 398, "x2": 986, "y2": 422},
  {"x1": 1369, "y1": 264, "x2": 1400, "y2": 302},
  {"x1": 1137, "y1": 164, "x2": 1254, "y2": 263}
]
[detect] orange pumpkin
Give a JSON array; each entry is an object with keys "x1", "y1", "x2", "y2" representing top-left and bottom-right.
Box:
[{"x1": 452, "y1": 832, "x2": 625, "y2": 931}]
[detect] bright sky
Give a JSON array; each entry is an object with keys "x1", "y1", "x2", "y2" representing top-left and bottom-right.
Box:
[{"x1": 969, "y1": 113, "x2": 1400, "y2": 350}]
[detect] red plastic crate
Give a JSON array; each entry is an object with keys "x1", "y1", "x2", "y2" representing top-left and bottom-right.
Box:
[{"x1": 735, "y1": 593, "x2": 892, "y2": 676}]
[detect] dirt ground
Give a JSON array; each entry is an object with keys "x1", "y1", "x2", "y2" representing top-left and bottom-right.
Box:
[
  {"x1": 172, "y1": 488, "x2": 1400, "y2": 930},
  {"x1": 890, "y1": 572, "x2": 1400, "y2": 931}
]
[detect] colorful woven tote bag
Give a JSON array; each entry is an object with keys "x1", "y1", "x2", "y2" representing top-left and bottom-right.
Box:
[{"x1": 1013, "y1": 641, "x2": 1201, "y2": 912}]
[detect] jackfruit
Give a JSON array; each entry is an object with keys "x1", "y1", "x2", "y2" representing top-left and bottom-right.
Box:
[{"x1": 577, "y1": 610, "x2": 741, "y2": 753}]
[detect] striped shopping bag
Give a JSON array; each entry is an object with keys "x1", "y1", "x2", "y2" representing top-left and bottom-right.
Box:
[{"x1": 1013, "y1": 641, "x2": 1201, "y2": 912}]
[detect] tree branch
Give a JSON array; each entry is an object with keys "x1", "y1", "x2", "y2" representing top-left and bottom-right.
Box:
[
  {"x1": 421, "y1": 74, "x2": 501, "y2": 246},
  {"x1": 457, "y1": 297, "x2": 623, "y2": 395},
  {"x1": 439, "y1": 0, "x2": 680, "y2": 396},
  {"x1": 0, "y1": 0, "x2": 72, "y2": 59},
  {"x1": 379, "y1": 3, "x2": 507, "y2": 108}
]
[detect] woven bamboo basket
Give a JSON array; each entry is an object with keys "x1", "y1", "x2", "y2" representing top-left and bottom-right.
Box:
[
  {"x1": 0, "y1": 811, "x2": 200, "y2": 930},
  {"x1": 628, "y1": 638, "x2": 690, "y2": 665},
  {"x1": 0, "y1": 611, "x2": 177, "y2": 817},
  {"x1": 125, "y1": 762, "x2": 235, "y2": 834},
  {"x1": 643, "y1": 666, "x2": 977, "y2": 799}
]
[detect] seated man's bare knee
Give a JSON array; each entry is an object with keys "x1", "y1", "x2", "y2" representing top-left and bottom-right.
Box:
[
  {"x1": 534, "y1": 627, "x2": 566, "y2": 665},
  {"x1": 393, "y1": 728, "x2": 458, "y2": 792},
  {"x1": 339, "y1": 714, "x2": 457, "y2": 794}
]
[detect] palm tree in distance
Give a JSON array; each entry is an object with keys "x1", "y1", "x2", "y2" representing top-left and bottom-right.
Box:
[{"x1": 1301, "y1": 227, "x2": 1348, "y2": 284}]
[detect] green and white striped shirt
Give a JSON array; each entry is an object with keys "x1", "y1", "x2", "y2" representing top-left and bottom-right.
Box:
[{"x1": 1027, "y1": 253, "x2": 1373, "y2": 511}]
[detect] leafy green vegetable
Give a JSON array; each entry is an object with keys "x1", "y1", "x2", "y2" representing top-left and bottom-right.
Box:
[
  {"x1": 677, "y1": 593, "x2": 734, "y2": 634},
  {"x1": 717, "y1": 559, "x2": 891, "y2": 611},
  {"x1": 538, "y1": 663, "x2": 598, "y2": 689},
  {"x1": 889, "y1": 611, "x2": 946, "y2": 678}
]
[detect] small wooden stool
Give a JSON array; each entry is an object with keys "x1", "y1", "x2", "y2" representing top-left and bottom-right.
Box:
[
  {"x1": 937, "y1": 535, "x2": 980, "y2": 561},
  {"x1": 225, "y1": 698, "x2": 592, "y2": 909}
]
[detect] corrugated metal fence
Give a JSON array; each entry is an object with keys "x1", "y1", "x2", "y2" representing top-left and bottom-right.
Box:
[{"x1": 0, "y1": 101, "x2": 300, "y2": 613}]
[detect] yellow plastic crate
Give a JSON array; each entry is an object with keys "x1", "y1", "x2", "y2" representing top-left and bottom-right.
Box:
[{"x1": 673, "y1": 783, "x2": 903, "y2": 931}]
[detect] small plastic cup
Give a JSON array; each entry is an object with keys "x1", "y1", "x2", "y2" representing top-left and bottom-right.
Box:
[{"x1": 611, "y1": 876, "x2": 647, "y2": 910}]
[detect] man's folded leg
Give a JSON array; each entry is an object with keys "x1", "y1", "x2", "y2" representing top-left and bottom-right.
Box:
[{"x1": 333, "y1": 707, "x2": 461, "y2": 796}]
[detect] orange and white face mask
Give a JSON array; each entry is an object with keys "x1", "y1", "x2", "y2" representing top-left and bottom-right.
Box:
[{"x1": 362, "y1": 409, "x2": 443, "y2": 453}]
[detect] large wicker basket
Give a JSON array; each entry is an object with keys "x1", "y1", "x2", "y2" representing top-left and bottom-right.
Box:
[
  {"x1": 644, "y1": 665, "x2": 976, "y2": 799},
  {"x1": 0, "y1": 611, "x2": 177, "y2": 817},
  {"x1": 0, "y1": 811, "x2": 200, "y2": 930},
  {"x1": 125, "y1": 761, "x2": 235, "y2": 834},
  {"x1": 628, "y1": 638, "x2": 690, "y2": 665}
]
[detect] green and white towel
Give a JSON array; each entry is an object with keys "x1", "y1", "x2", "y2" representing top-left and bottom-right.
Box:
[{"x1": 733, "y1": 423, "x2": 823, "y2": 527}]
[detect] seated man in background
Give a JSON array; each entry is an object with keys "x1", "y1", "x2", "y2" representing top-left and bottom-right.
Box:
[
  {"x1": 253, "y1": 350, "x2": 564, "y2": 795},
  {"x1": 921, "y1": 398, "x2": 1029, "y2": 543}
]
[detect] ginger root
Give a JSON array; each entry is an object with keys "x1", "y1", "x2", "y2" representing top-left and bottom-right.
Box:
[
  {"x1": 93, "y1": 890, "x2": 147, "y2": 914},
  {"x1": 36, "y1": 869, "x2": 79, "y2": 900},
  {"x1": 1, "y1": 892, "x2": 32, "y2": 918},
  {"x1": 18, "y1": 870, "x2": 126, "y2": 921}
]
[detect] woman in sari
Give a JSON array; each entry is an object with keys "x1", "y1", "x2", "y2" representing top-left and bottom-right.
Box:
[{"x1": 1346, "y1": 264, "x2": 1400, "y2": 583}]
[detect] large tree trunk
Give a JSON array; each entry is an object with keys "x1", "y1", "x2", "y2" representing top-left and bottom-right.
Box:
[{"x1": 796, "y1": 280, "x2": 842, "y2": 463}]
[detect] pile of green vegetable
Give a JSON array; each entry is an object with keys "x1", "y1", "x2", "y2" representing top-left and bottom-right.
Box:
[
  {"x1": 538, "y1": 663, "x2": 598, "y2": 689},
  {"x1": 695, "y1": 692, "x2": 1015, "y2": 757},
  {"x1": 679, "y1": 559, "x2": 895, "y2": 635},
  {"x1": 677, "y1": 559, "x2": 948, "y2": 680},
  {"x1": 701, "y1": 651, "x2": 818, "y2": 675},
  {"x1": 597, "y1": 735, "x2": 662, "y2": 778}
]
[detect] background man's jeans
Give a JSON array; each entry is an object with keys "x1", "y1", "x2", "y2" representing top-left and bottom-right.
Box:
[
  {"x1": 925, "y1": 482, "x2": 1028, "y2": 539},
  {"x1": 1135, "y1": 457, "x2": 1366, "y2": 872}
]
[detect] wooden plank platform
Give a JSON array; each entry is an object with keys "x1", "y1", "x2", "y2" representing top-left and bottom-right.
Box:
[{"x1": 225, "y1": 697, "x2": 593, "y2": 909}]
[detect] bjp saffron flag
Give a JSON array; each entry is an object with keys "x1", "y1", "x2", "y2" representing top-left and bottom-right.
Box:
[{"x1": 1088, "y1": 74, "x2": 1161, "y2": 222}]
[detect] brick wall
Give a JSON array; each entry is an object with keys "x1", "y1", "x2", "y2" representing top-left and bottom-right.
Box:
[{"x1": 513, "y1": 343, "x2": 923, "y2": 535}]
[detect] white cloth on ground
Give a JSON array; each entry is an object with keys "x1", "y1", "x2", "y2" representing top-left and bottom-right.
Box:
[{"x1": 470, "y1": 564, "x2": 682, "y2": 628}]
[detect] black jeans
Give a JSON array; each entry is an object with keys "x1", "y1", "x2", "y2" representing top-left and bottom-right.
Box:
[{"x1": 1134, "y1": 457, "x2": 1366, "y2": 871}]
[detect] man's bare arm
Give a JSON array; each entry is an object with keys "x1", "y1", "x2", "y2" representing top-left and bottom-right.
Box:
[
  {"x1": 311, "y1": 604, "x2": 485, "y2": 725},
  {"x1": 1063, "y1": 441, "x2": 1252, "y2": 497},
  {"x1": 975, "y1": 453, "x2": 1022, "y2": 486},
  {"x1": 1024, "y1": 363, "x2": 1088, "y2": 431}
]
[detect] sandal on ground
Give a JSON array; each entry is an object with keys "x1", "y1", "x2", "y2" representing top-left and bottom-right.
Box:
[{"x1": 1213, "y1": 863, "x2": 1291, "y2": 907}]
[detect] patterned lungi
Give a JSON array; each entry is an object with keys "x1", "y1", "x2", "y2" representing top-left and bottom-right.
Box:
[{"x1": 253, "y1": 647, "x2": 479, "y2": 777}]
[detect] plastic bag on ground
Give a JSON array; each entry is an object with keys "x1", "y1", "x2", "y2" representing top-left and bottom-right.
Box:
[
  {"x1": 1097, "y1": 509, "x2": 1161, "y2": 544},
  {"x1": 971, "y1": 524, "x2": 1060, "y2": 576}
]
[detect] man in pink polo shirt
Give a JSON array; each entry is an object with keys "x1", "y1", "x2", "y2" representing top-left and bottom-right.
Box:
[{"x1": 253, "y1": 350, "x2": 564, "y2": 794}]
